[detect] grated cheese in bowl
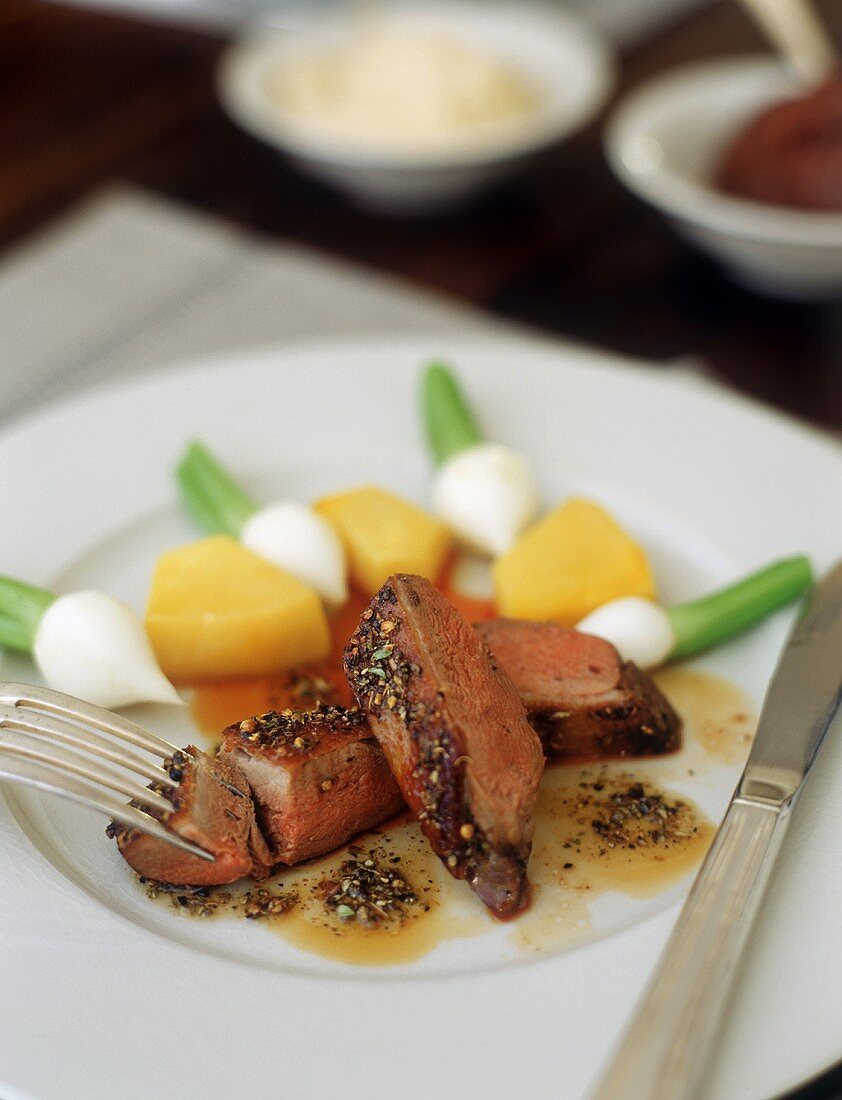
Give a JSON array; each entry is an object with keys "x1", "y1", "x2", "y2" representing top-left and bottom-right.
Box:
[{"x1": 266, "y1": 24, "x2": 545, "y2": 155}]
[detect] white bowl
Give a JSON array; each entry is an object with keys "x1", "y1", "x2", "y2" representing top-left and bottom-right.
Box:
[
  {"x1": 218, "y1": 1, "x2": 614, "y2": 215},
  {"x1": 605, "y1": 58, "x2": 842, "y2": 298}
]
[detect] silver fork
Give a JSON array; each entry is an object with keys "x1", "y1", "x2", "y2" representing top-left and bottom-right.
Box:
[{"x1": 0, "y1": 682, "x2": 213, "y2": 862}]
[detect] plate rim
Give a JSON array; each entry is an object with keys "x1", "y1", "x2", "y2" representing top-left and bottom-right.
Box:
[{"x1": 1, "y1": 332, "x2": 840, "y2": 1100}]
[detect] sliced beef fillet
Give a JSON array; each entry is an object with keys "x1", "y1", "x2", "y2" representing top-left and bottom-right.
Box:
[
  {"x1": 475, "y1": 619, "x2": 681, "y2": 759},
  {"x1": 111, "y1": 748, "x2": 273, "y2": 886},
  {"x1": 344, "y1": 574, "x2": 545, "y2": 918},
  {"x1": 218, "y1": 704, "x2": 405, "y2": 865}
]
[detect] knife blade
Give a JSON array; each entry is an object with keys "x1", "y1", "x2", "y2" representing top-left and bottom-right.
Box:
[{"x1": 740, "y1": 559, "x2": 842, "y2": 806}]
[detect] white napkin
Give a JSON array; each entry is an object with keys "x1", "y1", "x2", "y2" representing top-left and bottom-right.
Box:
[
  {"x1": 0, "y1": 187, "x2": 502, "y2": 426},
  {"x1": 0, "y1": 186, "x2": 727, "y2": 430}
]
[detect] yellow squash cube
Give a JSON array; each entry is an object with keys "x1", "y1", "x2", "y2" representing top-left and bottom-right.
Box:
[
  {"x1": 493, "y1": 498, "x2": 656, "y2": 625},
  {"x1": 315, "y1": 485, "x2": 451, "y2": 594},
  {"x1": 145, "y1": 535, "x2": 330, "y2": 682}
]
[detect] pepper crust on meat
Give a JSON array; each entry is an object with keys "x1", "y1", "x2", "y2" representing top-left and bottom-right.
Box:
[
  {"x1": 218, "y1": 704, "x2": 404, "y2": 865},
  {"x1": 344, "y1": 574, "x2": 545, "y2": 918}
]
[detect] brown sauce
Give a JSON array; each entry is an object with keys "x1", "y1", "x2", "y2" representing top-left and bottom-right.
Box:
[
  {"x1": 513, "y1": 765, "x2": 714, "y2": 954},
  {"x1": 272, "y1": 821, "x2": 485, "y2": 966},
  {"x1": 653, "y1": 667, "x2": 756, "y2": 765}
]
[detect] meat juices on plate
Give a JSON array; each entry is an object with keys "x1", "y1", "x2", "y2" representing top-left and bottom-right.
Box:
[
  {"x1": 344, "y1": 574, "x2": 545, "y2": 918},
  {"x1": 476, "y1": 618, "x2": 681, "y2": 759},
  {"x1": 112, "y1": 748, "x2": 273, "y2": 886},
  {"x1": 218, "y1": 704, "x2": 405, "y2": 865}
]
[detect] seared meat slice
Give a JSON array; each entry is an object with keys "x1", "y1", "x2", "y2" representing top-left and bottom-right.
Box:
[
  {"x1": 344, "y1": 574, "x2": 544, "y2": 918},
  {"x1": 218, "y1": 704, "x2": 405, "y2": 865},
  {"x1": 475, "y1": 619, "x2": 681, "y2": 759},
  {"x1": 112, "y1": 748, "x2": 273, "y2": 886}
]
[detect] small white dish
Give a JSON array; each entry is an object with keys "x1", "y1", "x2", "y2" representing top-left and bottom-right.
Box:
[
  {"x1": 218, "y1": 1, "x2": 615, "y2": 215},
  {"x1": 605, "y1": 57, "x2": 842, "y2": 298}
]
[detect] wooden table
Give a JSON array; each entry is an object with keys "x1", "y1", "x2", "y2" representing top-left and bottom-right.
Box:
[{"x1": 1, "y1": 4, "x2": 841, "y2": 1095}]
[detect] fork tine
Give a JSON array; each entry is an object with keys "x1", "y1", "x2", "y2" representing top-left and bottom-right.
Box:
[
  {"x1": 0, "y1": 708, "x2": 178, "y2": 788},
  {"x1": 0, "y1": 755, "x2": 213, "y2": 861},
  {"x1": 0, "y1": 683, "x2": 184, "y2": 758},
  {"x1": 0, "y1": 741, "x2": 175, "y2": 816}
]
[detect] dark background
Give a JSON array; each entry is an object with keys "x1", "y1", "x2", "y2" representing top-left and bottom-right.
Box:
[{"x1": 1, "y1": 1, "x2": 841, "y2": 1096}]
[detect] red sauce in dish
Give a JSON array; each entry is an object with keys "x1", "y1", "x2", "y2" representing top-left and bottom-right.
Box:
[{"x1": 717, "y1": 73, "x2": 842, "y2": 211}]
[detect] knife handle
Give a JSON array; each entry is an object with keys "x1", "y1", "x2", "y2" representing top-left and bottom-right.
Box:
[{"x1": 591, "y1": 796, "x2": 791, "y2": 1100}]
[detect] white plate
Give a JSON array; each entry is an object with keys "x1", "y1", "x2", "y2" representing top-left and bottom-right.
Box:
[{"x1": 1, "y1": 334, "x2": 840, "y2": 1100}]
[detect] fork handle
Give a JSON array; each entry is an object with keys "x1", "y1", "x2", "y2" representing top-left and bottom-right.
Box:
[{"x1": 591, "y1": 796, "x2": 791, "y2": 1100}]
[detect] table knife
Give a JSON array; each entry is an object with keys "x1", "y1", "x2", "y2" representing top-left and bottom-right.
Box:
[{"x1": 592, "y1": 560, "x2": 842, "y2": 1100}]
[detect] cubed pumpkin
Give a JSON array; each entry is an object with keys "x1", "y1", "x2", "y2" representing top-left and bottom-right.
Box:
[
  {"x1": 493, "y1": 498, "x2": 656, "y2": 625},
  {"x1": 145, "y1": 535, "x2": 330, "y2": 681},
  {"x1": 315, "y1": 485, "x2": 451, "y2": 594}
]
